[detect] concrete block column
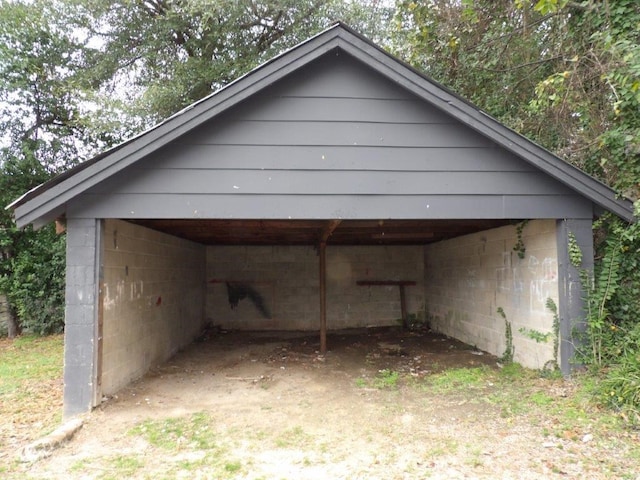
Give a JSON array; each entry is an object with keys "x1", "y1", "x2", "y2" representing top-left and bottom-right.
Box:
[
  {"x1": 63, "y1": 218, "x2": 102, "y2": 418},
  {"x1": 556, "y1": 218, "x2": 593, "y2": 374}
]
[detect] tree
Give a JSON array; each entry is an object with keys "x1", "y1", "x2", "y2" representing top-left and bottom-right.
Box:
[
  {"x1": 393, "y1": 0, "x2": 640, "y2": 417},
  {"x1": 392, "y1": 0, "x2": 640, "y2": 197},
  {"x1": 0, "y1": 0, "x2": 392, "y2": 336},
  {"x1": 0, "y1": 0, "x2": 130, "y2": 335},
  {"x1": 74, "y1": 0, "x2": 394, "y2": 124}
]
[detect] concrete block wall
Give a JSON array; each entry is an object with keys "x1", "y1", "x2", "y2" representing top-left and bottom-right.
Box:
[
  {"x1": 101, "y1": 219, "x2": 206, "y2": 395},
  {"x1": 206, "y1": 245, "x2": 425, "y2": 330},
  {"x1": 424, "y1": 219, "x2": 559, "y2": 369}
]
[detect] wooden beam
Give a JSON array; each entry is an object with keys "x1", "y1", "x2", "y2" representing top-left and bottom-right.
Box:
[
  {"x1": 370, "y1": 232, "x2": 434, "y2": 240},
  {"x1": 319, "y1": 240, "x2": 327, "y2": 354},
  {"x1": 55, "y1": 217, "x2": 66, "y2": 234},
  {"x1": 318, "y1": 220, "x2": 341, "y2": 355},
  {"x1": 320, "y1": 219, "x2": 342, "y2": 244},
  {"x1": 399, "y1": 284, "x2": 408, "y2": 329}
]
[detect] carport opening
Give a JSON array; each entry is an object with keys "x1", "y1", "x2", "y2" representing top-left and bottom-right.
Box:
[
  {"x1": 129, "y1": 217, "x2": 514, "y2": 341},
  {"x1": 99, "y1": 217, "x2": 560, "y2": 399}
]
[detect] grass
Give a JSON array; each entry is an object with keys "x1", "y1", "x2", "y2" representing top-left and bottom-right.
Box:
[
  {"x1": 129, "y1": 411, "x2": 217, "y2": 450},
  {"x1": 3, "y1": 335, "x2": 640, "y2": 478},
  {"x1": 274, "y1": 425, "x2": 311, "y2": 448},
  {"x1": 373, "y1": 369, "x2": 400, "y2": 389},
  {"x1": 127, "y1": 412, "x2": 245, "y2": 478},
  {"x1": 0, "y1": 334, "x2": 63, "y2": 395},
  {"x1": 355, "y1": 369, "x2": 401, "y2": 390},
  {"x1": 427, "y1": 366, "x2": 491, "y2": 393},
  {"x1": 0, "y1": 334, "x2": 64, "y2": 452}
]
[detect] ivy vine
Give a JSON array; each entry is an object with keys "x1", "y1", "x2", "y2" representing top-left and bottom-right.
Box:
[
  {"x1": 513, "y1": 220, "x2": 529, "y2": 260},
  {"x1": 497, "y1": 307, "x2": 514, "y2": 364}
]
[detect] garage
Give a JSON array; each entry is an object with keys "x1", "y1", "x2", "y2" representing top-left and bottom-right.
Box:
[{"x1": 9, "y1": 23, "x2": 633, "y2": 418}]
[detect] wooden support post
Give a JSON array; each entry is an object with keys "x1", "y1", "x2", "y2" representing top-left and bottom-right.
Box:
[
  {"x1": 399, "y1": 284, "x2": 407, "y2": 329},
  {"x1": 319, "y1": 240, "x2": 327, "y2": 354},
  {"x1": 317, "y1": 220, "x2": 341, "y2": 355}
]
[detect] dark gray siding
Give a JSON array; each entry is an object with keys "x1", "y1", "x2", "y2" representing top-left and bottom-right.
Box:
[
  {"x1": 63, "y1": 218, "x2": 102, "y2": 417},
  {"x1": 68, "y1": 53, "x2": 592, "y2": 220},
  {"x1": 556, "y1": 218, "x2": 594, "y2": 373}
]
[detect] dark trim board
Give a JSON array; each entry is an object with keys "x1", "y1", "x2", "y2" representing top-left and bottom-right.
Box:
[{"x1": 66, "y1": 194, "x2": 594, "y2": 221}]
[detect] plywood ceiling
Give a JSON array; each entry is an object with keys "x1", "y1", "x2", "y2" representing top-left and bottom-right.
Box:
[{"x1": 128, "y1": 219, "x2": 514, "y2": 246}]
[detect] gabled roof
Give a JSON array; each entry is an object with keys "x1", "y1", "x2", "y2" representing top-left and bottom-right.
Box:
[{"x1": 9, "y1": 22, "x2": 634, "y2": 227}]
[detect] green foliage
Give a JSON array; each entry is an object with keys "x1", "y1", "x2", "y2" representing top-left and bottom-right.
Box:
[
  {"x1": 373, "y1": 368, "x2": 400, "y2": 389},
  {"x1": 0, "y1": 225, "x2": 66, "y2": 335},
  {"x1": 600, "y1": 346, "x2": 640, "y2": 425},
  {"x1": 570, "y1": 210, "x2": 640, "y2": 421},
  {"x1": 576, "y1": 216, "x2": 625, "y2": 366},
  {"x1": 0, "y1": 153, "x2": 67, "y2": 335},
  {"x1": 567, "y1": 232, "x2": 583, "y2": 268},
  {"x1": 518, "y1": 327, "x2": 552, "y2": 344},
  {"x1": 497, "y1": 307, "x2": 514, "y2": 364},
  {"x1": 513, "y1": 220, "x2": 529, "y2": 259},
  {"x1": 428, "y1": 366, "x2": 490, "y2": 393},
  {"x1": 518, "y1": 298, "x2": 561, "y2": 375},
  {"x1": 0, "y1": 0, "x2": 393, "y2": 336},
  {"x1": 130, "y1": 412, "x2": 217, "y2": 450},
  {"x1": 393, "y1": 1, "x2": 563, "y2": 132},
  {"x1": 546, "y1": 298, "x2": 560, "y2": 371},
  {"x1": 0, "y1": 0, "x2": 126, "y2": 336},
  {"x1": 78, "y1": 0, "x2": 393, "y2": 123}
]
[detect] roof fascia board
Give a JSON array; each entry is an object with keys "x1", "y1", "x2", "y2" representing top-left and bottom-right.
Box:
[
  {"x1": 333, "y1": 30, "x2": 634, "y2": 222},
  {"x1": 13, "y1": 30, "x2": 344, "y2": 228}
]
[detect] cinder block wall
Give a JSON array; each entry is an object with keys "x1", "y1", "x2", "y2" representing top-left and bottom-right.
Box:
[
  {"x1": 206, "y1": 245, "x2": 425, "y2": 330},
  {"x1": 101, "y1": 219, "x2": 206, "y2": 395},
  {"x1": 424, "y1": 219, "x2": 559, "y2": 369}
]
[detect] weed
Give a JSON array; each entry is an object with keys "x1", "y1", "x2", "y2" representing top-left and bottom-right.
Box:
[
  {"x1": 600, "y1": 357, "x2": 640, "y2": 424},
  {"x1": 423, "y1": 437, "x2": 459, "y2": 460},
  {"x1": 498, "y1": 362, "x2": 527, "y2": 380},
  {"x1": 354, "y1": 377, "x2": 367, "y2": 388},
  {"x1": 373, "y1": 369, "x2": 400, "y2": 389},
  {"x1": 497, "y1": 307, "x2": 514, "y2": 364},
  {"x1": 224, "y1": 461, "x2": 242, "y2": 472},
  {"x1": 528, "y1": 391, "x2": 554, "y2": 406},
  {"x1": 129, "y1": 412, "x2": 217, "y2": 450},
  {"x1": 69, "y1": 459, "x2": 91, "y2": 473},
  {"x1": 429, "y1": 366, "x2": 491, "y2": 393},
  {"x1": 275, "y1": 426, "x2": 311, "y2": 448},
  {"x1": 109, "y1": 455, "x2": 143, "y2": 477}
]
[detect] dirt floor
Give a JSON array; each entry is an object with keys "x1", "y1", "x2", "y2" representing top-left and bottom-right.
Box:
[{"x1": 13, "y1": 328, "x2": 640, "y2": 479}]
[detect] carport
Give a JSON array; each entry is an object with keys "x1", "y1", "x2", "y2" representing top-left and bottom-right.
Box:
[{"x1": 9, "y1": 23, "x2": 633, "y2": 418}]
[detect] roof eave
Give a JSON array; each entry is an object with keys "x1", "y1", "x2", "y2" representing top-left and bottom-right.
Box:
[
  {"x1": 10, "y1": 22, "x2": 635, "y2": 227},
  {"x1": 10, "y1": 25, "x2": 347, "y2": 228}
]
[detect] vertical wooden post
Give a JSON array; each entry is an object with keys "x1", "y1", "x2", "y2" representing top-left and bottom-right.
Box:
[
  {"x1": 317, "y1": 220, "x2": 341, "y2": 355},
  {"x1": 399, "y1": 284, "x2": 408, "y2": 329},
  {"x1": 319, "y1": 240, "x2": 327, "y2": 354}
]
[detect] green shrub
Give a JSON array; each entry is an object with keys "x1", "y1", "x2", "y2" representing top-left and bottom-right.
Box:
[
  {"x1": 0, "y1": 225, "x2": 66, "y2": 335},
  {"x1": 600, "y1": 353, "x2": 640, "y2": 424}
]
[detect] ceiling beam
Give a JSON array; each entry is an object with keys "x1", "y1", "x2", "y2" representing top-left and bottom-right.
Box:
[{"x1": 319, "y1": 219, "x2": 342, "y2": 245}]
